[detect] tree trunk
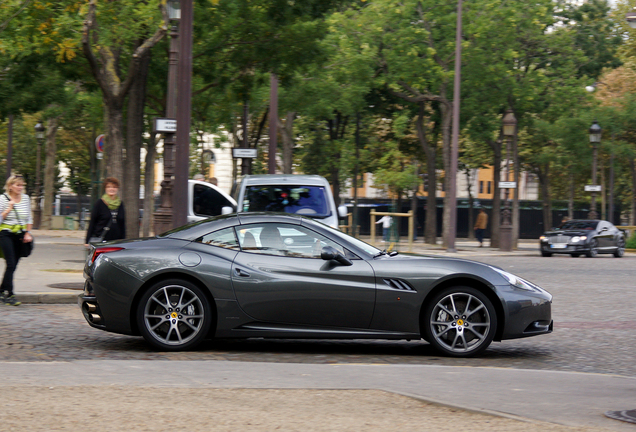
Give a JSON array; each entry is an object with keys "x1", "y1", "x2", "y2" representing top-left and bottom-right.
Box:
[
  {"x1": 512, "y1": 123, "x2": 520, "y2": 249},
  {"x1": 40, "y1": 117, "x2": 59, "y2": 230},
  {"x1": 630, "y1": 158, "x2": 636, "y2": 225},
  {"x1": 415, "y1": 103, "x2": 437, "y2": 245},
  {"x1": 538, "y1": 164, "x2": 552, "y2": 231},
  {"x1": 143, "y1": 134, "x2": 157, "y2": 236},
  {"x1": 568, "y1": 173, "x2": 574, "y2": 220},
  {"x1": 123, "y1": 48, "x2": 151, "y2": 239},
  {"x1": 279, "y1": 111, "x2": 296, "y2": 174},
  {"x1": 103, "y1": 100, "x2": 125, "y2": 180},
  {"x1": 439, "y1": 96, "x2": 452, "y2": 248},
  {"x1": 488, "y1": 138, "x2": 502, "y2": 248},
  {"x1": 466, "y1": 169, "x2": 475, "y2": 240}
]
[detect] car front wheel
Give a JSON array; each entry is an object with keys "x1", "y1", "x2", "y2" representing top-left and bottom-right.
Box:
[
  {"x1": 613, "y1": 238, "x2": 625, "y2": 258},
  {"x1": 423, "y1": 286, "x2": 497, "y2": 358},
  {"x1": 585, "y1": 239, "x2": 598, "y2": 258},
  {"x1": 137, "y1": 279, "x2": 212, "y2": 351}
]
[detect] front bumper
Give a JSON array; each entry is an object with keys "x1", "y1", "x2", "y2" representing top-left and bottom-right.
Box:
[
  {"x1": 540, "y1": 242, "x2": 589, "y2": 254},
  {"x1": 500, "y1": 286, "x2": 553, "y2": 340}
]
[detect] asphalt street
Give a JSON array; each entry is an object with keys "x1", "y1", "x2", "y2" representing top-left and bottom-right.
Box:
[{"x1": 1, "y1": 230, "x2": 635, "y2": 430}]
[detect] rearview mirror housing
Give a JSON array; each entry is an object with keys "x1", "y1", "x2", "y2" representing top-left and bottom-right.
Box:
[{"x1": 321, "y1": 246, "x2": 352, "y2": 266}]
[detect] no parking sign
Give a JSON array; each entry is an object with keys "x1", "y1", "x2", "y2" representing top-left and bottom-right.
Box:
[{"x1": 95, "y1": 134, "x2": 105, "y2": 152}]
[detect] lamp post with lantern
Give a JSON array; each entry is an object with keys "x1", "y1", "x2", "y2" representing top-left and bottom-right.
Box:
[
  {"x1": 153, "y1": 0, "x2": 181, "y2": 235},
  {"x1": 499, "y1": 110, "x2": 517, "y2": 252},
  {"x1": 588, "y1": 120, "x2": 602, "y2": 220},
  {"x1": 33, "y1": 121, "x2": 45, "y2": 229}
]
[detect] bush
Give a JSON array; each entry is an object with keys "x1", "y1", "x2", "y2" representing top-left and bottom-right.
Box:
[{"x1": 627, "y1": 233, "x2": 636, "y2": 249}]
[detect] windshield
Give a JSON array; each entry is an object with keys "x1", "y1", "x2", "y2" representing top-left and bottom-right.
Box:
[
  {"x1": 312, "y1": 220, "x2": 382, "y2": 256},
  {"x1": 242, "y1": 186, "x2": 331, "y2": 218},
  {"x1": 560, "y1": 220, "x2": 598, "y2": 231}
]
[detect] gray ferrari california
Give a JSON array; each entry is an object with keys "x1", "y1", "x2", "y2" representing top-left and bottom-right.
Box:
[{"x1": 79, "y1": 213, "x2": 552, "y2": 357}]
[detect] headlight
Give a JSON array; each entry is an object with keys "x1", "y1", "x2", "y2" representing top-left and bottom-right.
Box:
[
  {"x1": 571, "y1": 236, "x2": 587, "y2": 243},
  {"x1": 489, "y1": 266, "x2": 545, "y2": 293},
  {"x1": 539, "y1": 235, "x2": 546, "y2": 241}
]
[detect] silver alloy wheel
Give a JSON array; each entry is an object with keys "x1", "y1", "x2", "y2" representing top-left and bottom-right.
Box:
[
  {"x1": 586, "y1": 239, "x2": 598, "y2": 258},
  {"x1": 429, "y1": 292, "x2": 491, "y2": 354},
  {"x1": 143, "y1": 284, "x2": 205, "y2": 346},
  {"x1": 614, "y1": 239, "x2": 625, "y2": 258}
]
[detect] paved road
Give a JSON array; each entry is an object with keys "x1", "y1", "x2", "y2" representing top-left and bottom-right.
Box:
[
  {"x1": 5, "y1": 250, "x2": 635, "y2": 377},
  {"x1": 2, "y1": 233, "x2": 635, "y2": 430}
]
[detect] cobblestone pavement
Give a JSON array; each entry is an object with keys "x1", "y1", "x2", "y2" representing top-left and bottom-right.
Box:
[{"x1": 1, "y1": 255, "x2": 634, "y2": 378}]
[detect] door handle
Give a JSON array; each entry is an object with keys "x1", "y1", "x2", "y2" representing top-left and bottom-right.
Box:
[{"x1": 234, "y1": 268, "x2": 250, "y2": 278}]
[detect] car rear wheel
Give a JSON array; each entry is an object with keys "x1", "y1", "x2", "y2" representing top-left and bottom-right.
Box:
[
  {"x1": 423, "y1": 286, "x2": 497, "y2": 358},
  {"x1": 613, "y1": 239, "x2": 625, "y2": 258},
  {"x1": 137, "y1": 279, "x2": 212, "y2": 351},
  {"x1": 585, "y1": 239, "x2": 598, "y2": 258},
  {"x1": 570, "y1": 253, "x2": 580, "y2": 258}
]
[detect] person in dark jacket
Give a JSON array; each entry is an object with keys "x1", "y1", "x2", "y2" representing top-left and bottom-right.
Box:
[{"x1": 85, "y1": 177, "x2": 126, "y2": 246}]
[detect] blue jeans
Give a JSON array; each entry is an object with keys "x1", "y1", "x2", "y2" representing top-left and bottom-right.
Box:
[
  {"x1": 383, "y1": 227, "x2": 390, "y2": 241},
  {"x1": 0, "y1": 231, "x2": 22, "y2": 296},
  {"x1": 475, "y1": 228, "x2": 485, "y2": 245}
]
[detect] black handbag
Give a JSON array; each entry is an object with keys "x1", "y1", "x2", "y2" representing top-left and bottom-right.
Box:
[
  {"x1": 3, "y1": 194, "x2": 34, "y2": 258},
  {"x1": 88, "y1": 215, "x2": 113, "y2": 244}
]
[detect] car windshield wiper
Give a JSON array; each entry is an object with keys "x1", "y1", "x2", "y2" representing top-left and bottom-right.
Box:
[{"x1": 373, "y1": 250, "x2": 399, "y2": 258}]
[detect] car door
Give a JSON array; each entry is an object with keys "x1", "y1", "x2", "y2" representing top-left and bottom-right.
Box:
[
  {"x1": 231, "y1": 222, "x2": 376, "y2": 329},
  {"x1": 596, "y1": 222, "x2": 612, "y2": 250},
  {"x1": 188, "y1": 181, "x2": 237, "y2": 223}
]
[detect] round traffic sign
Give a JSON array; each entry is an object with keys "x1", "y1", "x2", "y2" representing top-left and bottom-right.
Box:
[{"x1": 95, "y1": 134, "x2": 105, "y2": 152}]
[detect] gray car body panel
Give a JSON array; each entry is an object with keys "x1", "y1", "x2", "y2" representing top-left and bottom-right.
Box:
[{"x1": 81, "y1": 214, "x2": 552, "y2": 343}]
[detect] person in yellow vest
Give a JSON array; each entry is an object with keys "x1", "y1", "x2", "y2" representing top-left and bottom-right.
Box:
[
  {"x1": 474, "y1": 208, "x2": 488, "y2": 248},
  {"x1": 0, "y1": 175, "x2": 34, "y2": 306}
]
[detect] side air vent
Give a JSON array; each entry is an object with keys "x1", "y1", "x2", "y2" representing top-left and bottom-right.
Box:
[{"x1": 383, "y1": 278, "x2": 416, "y2": 291}]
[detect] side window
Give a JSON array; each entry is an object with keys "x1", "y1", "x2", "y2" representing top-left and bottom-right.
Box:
[
  {"x1": 197, "y1": 227, "x2": 239, "y2": 250},
  {"x1": 236, "y1": 223, "x2": 346, "y2": 258},
  {"x1": 193, "y1": 184, "x2": 233, "y2": 217}
]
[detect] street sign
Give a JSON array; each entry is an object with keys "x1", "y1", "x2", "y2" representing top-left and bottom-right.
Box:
[
  {"x1": 95, "y1": 134, "x2": 105, "y2": 152},
  {"x1": 232, "y1": 148, "x2": 258, "y2": 158},
  {"x1": 155, "y1": 118, "x2": 177, "y2": 133},
  {"x1": 584, "y1": 185, "x2": 602, "y2": 192},
  {"x1": 498, "y1": 181, "x2": 517, "y2": 189}
]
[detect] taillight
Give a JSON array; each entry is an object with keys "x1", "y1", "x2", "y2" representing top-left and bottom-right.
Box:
[{"x1": 91, "y1": 247, "x2": 125, "y2": 263}]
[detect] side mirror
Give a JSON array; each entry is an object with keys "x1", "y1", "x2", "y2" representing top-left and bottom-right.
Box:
[
  {"x1": 321, "y1": 246, "x2": 352, "y2": 266},
  {"x1": 221, "y1": 206, "x2": 234, "y2": 215},
  {"x1": 600, "y1": 227, "x2": 608, "y2": 232},
  {"x1": 338, "y1": 205, "x2": 348, "y2": 218}
]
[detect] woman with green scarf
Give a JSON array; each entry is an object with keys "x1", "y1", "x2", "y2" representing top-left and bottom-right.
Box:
[{"x1": 85, "y1": 177, "x2": 126, "y2": 246}]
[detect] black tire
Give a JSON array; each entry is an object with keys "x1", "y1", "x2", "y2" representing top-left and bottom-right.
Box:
[
  {"x1": 137, "y1": 278, "x2": 212, "y2": 351},
  {"x1": 585, "y1": 239, "x2": 598, "y2": 258},
  {"x1": 570, "y1": 253, "x2": 580, "y2": 258},
  {"x1": 541, "y1": 251, "x2": 552, "y2": 257},
  {"x1": 422, "y1": 286, "x2": 497, "y2": 358},
  {"x1": 613, "y1": 238, "x2": 625, "y2": 258}
]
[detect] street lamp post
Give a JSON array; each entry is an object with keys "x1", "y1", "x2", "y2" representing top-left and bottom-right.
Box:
[
  {"x1": 33, "y1": 122, "x2": 45, "y2": 229},
  {"x1": 153, "y1": 0, "x2": 181, "y2": 235},
  {"x1": 588, "y1": 120, "x2": 602, "y2": 220},
  {"x1": 499, "y1": 110, "x2": 516, "y2": 252}
]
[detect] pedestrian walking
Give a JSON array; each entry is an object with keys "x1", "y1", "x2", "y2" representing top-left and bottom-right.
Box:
[
  {"x1": 85, "y1": 177, "x2": 126, "y2": 247},
  {"x1": 474, "y1": 208, "x2": 488, "y2": 248},
  {"x1": 376, "y1": 215, "x2": 392, "y2": 243},
  {"x1": 0, "y1": 175, "x2": 34, "y2": 306}
]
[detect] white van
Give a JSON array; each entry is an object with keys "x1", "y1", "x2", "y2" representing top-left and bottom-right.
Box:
[
  {"x1": 231, "y1": 174, "x2": 347, "y2": 228},
  {"x1": 187, "y1": 180, "x2": 237, "y2": 223}
]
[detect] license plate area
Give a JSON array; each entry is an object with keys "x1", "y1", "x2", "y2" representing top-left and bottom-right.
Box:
[{"x1": 551, "y1": 243, "x2": 568, "y2": 249}]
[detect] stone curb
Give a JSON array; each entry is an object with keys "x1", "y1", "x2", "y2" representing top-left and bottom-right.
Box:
[{"x1": 16, "y1": 293, "x2": 79, "y2": 304}]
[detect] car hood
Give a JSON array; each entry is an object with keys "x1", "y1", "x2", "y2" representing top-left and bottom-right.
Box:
[{"x1": 544, "y1": 230, "x2": 589, "y2": 236}]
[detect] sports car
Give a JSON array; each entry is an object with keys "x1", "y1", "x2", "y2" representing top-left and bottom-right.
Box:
[
  {"x1": 79, "y1": 213, "x2": 552, "y2": 357},
  {"x1": 539, "y1": 219, "x2": 625, "y2": 258}
]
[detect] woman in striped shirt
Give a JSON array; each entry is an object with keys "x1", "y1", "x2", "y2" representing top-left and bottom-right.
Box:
[{"x1": 0, "y1": 175, "x2": 33, "y2": 306}]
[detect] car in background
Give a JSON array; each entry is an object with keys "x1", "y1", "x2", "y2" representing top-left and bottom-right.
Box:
[
  {"x1": 79, "y1": 213, "x2": 553, "y2": 358},
  {"x1": 539, "y1": 219, "x2": 625, "y2": 258},
  {"x1": 230, "y1": 175, "x2": 347, "y2": 229},
  {"x1": 187, "y1": 180, "x2": 237, "y2": 223}
]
